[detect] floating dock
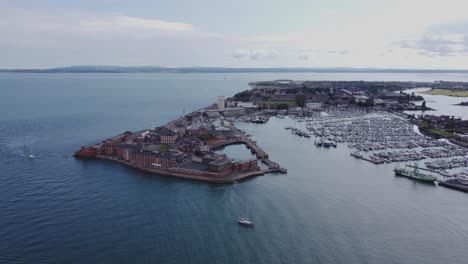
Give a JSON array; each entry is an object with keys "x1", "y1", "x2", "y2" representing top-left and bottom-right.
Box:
[
  {"x1": 350, "y1": 152, "x2": 384, "y2": 165},
  {"x1": 438, "y1": 182, "x2": 468, "y2": 193}
]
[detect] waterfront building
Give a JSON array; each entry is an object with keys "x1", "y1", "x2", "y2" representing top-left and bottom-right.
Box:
[
  {"x1": 218, "y1": 96, "x2": 225, "y2": 109},
  {"x1": 234, "y1": 159, "x2": 258, "y2": 173},
  {"x1": 204, "y1": 109, "x2": 221, "y2": 118},
  {"x1": 153, "y1": 127, "x2": 178, "y2": 144},
  {"x1": 220, "y1": 107, "x2": 246, "y2": 116},
  {"x1": 208, "y1": 158, "x2": 232, "y2": 173},
  {"x1": 354, "y1": 95, "x2": 369, "y2": 104},
  {"x1": 289, "y1": 107, "x2": 303, "y2": 115},
  {"x1": 125, "y1": 149, "x2": 178, "y2": 170},
  {"x1": 237, "y1": 102, "x2": 257, "y2": 110},
  {"x1": 161, "y1": 133, "x2": 177, "y2": 144},
  {"x1": 306, "y1": 102, "x2": 322, "y2": 110}
]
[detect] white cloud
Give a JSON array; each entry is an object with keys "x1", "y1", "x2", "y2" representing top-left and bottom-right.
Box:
[
  {"x1": 2, "y1": 0, "x2": 468, "y2": 68},
  {"x1": 81, "y1": 16, "x2": 194, "y2": 32},
  {"x1": 233, "y1": 49, "x2": 278, "y2": 60},
  {"x1": 0, "y1": 6, "x2": 203, "y2": 43},
  {"x1": 401, "y1": 22, "x2": 468, "y2": 57}
]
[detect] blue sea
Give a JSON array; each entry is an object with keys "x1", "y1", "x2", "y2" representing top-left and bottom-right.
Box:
[{"x1": 1, "y1": 72, "x2": 468, "y2": 264}]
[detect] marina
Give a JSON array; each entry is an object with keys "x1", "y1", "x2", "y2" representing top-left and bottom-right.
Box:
[
  {"x1": 241, "y1": 105, "x2": 468, "y2": 192},
  {"x1": 3, "y1": 72, "x2": 468, "y2": 264},
  {"x1": 279, "y1": 109, "x2": 468, "y2": 179}
]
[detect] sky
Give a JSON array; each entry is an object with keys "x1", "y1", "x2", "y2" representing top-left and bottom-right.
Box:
[{"x1": 1, "y1": 0, "x2": 468, "y2": 69}]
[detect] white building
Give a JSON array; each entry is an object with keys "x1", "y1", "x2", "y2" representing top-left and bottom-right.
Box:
[
  {"x1": 354, "y1": 95, "x2": 369, "y2": 104},
  {"x1": 237, "y1": 102, "x2": 256, "y2": 109},
  {"x1": 205, "y1": 110, "x2": 220, "y2": 118},
  {"x1": 306, "y1": 102, "x2": 321, "y2": 110},
  {"x1": 218, "y1": 96, "x2": 225, "y2": 109}
]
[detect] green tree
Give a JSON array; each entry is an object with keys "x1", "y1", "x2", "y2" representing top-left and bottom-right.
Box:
[{"x1": 295, "y1": 95, "x2": 306, "y2": 108}]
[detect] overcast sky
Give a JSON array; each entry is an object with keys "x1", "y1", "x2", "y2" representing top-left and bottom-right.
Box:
[{"x1": 1, "y1": 0, "x2": 468, "y2": 69}]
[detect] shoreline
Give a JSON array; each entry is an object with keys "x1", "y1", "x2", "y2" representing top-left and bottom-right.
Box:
[
  {"x1": 75, "y1": 105, "x2": 287, "y2": 184},
  {"x1": 421, "y1": 88, "x2": 468, "y2": 97},
  {"x1": 96, "y1": 155, "x2": 267, "y2": 184}
]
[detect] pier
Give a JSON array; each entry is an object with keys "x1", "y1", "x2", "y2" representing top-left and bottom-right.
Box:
[
  {"x1": 350, "y1": 152, "x2": 384, "y2": 165},
  {"x1": 439, "y1": 182, "x2": 468, "y2": 193}
]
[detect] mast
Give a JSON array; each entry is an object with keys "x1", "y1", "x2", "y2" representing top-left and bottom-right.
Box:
[{"x1": 413, "y1": 163, "x2": 419, "y2": 176}]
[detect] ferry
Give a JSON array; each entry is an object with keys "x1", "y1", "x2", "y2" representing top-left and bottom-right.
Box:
[{"x1": 394, "y1": 164, "x2": 436, "y2": 184}]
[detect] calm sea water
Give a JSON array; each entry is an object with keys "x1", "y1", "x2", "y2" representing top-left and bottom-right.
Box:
[
  {"x1": 1, "y1": 72, "x2": 468, "y2": 264},
  {"x1": 403, "y1": 87, "x2": 468, "y2": 119}
]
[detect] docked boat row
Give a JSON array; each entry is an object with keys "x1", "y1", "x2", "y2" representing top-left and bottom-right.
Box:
[
  {"x1": 425, "y1": 157, "x2": 468, "y2": 170},
  {"x1": 284, "y1": 127, "x2": 311, "y2": 138},
  {"x1": 315, "y1": 140, "x2": 337, "y2": 148},
  {"x1": 305, "y1": 111, "x2": 432, "y2": 149},
  {"x1": 297, "y1": 110, "x2": 467, "y2": 169}
]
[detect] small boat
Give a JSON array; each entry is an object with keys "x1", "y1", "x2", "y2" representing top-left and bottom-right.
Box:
[
  {"x1": 237, "y1": 217, "x2": 254, "y2": 227},
  {"x1": 24, "y1": 144, "x2": 35, "y2": 159}
]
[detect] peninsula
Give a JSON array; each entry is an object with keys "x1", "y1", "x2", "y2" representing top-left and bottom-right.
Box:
[
  {"x1": 74, "y1": 99, "x2": 286, "y2": 183},
  {"x1": 75, "y1": 80, "x2": 468, "y2": 188}
]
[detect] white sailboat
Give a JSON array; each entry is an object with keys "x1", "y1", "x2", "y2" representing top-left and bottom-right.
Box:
[
  {"x1": 237, "y1": 197, "x2": 254, "y2": 227},
  {"x1": 24, "y1": 144, "x2": 35, "y2": 159}
]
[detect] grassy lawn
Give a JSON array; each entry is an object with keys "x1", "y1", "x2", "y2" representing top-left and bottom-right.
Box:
[
  {"x1": 421, "y1": 89, "x2": 468, "y2": 97},
  {"x1": 158, "y1": 144, "x2": 169, "y2": 152},
  {"x1": 429, "y1": 129, "x2": 456, "y2": 138}
]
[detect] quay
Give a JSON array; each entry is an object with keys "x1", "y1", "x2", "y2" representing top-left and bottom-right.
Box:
[
  {"x1": 208, "y1": 137, "x2": 287, "y2": 174},
  {"x1": 222, "y1": 123, "x2": 287, "y2": 173},
  {"x1": 438, "y1": 181, "x2": 468, "y2": 193}
]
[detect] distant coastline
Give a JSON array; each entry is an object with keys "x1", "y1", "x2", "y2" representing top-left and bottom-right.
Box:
[
  {"x1": 421, "y1": 89, "x2": 468, "y2": 97},
  {"x1": 2, "y1": 66, "x2": 468, "y2": 74}
]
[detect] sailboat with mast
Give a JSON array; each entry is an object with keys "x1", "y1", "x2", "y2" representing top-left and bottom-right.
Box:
[{"x1": 23, "y1": 144, "x2": 35, "y2": 159}]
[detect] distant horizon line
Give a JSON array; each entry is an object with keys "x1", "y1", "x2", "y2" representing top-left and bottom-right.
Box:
[{"x1": 1, "y1": 65, "x2": 468, "y2": 73}]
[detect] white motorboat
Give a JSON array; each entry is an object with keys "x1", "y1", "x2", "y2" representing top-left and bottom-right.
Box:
[{"x1": 237, "y1": 217, "x2": 254, "y2": 227}]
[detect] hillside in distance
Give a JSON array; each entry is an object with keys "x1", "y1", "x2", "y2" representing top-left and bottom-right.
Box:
[{"x1": 2, "y1": 66, "x2": 468, "y2": 74}]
